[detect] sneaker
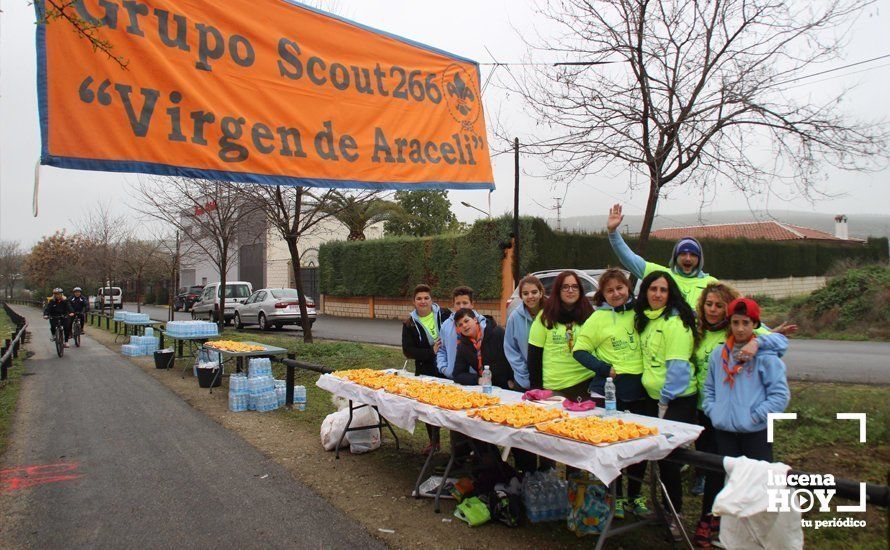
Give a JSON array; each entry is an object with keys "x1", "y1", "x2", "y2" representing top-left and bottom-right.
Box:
[
  {"x1": 666, "y1": 513, "x2": 686, "y2": 542},
  {"x1": 63, "y1": 343, "x2": 69, "y2": 348},
  {"x1": 691, "y1": 474, "x2": 706, "y2": 495},
  {"x1": 693, "y1": 519, "x2": 712, "y2": 548},
  {"x1": 421, "y1": 442, "x2": 440, "y2": 456},
  {"x1": 631, "y1": 495, "x2": 654, "y2": 518},
  {"x1": 710, "y1": 515, "x2": 723, "y2": 547},
  {"x1": 614, "y1": 497, "x2": 626, "y2": 519}
]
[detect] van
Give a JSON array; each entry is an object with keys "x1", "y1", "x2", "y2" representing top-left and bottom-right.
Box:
[
  {"x1": 94, "y1": 286, "x2": 123, "y2": 310},
  {"x1": 190, "y1": 281, "x2": 253, "y2": 324}
]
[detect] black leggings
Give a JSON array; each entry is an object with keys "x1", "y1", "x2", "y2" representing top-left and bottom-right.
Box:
[
  {"x1": 49, "y1": 316, "x2": 71, "y2": 341},
  {"x1": 701, "y1": 429, "x2": 772, "y2": 516},
  {"x1": 643, "y1": 395, "x2": 698, "y2": 514},
  {"x1": 615, "y1": 398, "x2": 649, "y2": 499},
  {"x1": 697, "y1": 412, "x2": 722, "y2": 517}
]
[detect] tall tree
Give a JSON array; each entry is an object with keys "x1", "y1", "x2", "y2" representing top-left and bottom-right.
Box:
[
  {"x1": 323, "y1": 191, "x2": 403, "y2": 241},
  {"x1": 23, "y1": 231, "x2": 88, "y2": 298},
  {"x1": 383, "y1": 190, "x2": 461, "y2": 236},
  {"x1": 505, "y1": 0, "x2": 887, "y2": 251},
  {"x1": 136, "y1": 178, "x2": 260, "y2": 329},
  {"x1": 0, "y1": 241, "x2": 25, "y2": 299},
  {"x1": 119, "y1": 239, "x2": 166, "y2": 313},
  {"x1": 76, "y1": 203, "x2": 131, "y2": 313}
]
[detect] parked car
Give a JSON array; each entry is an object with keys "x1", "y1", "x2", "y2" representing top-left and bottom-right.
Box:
[
  {"x1": 93, "y1": 286, "x2": 123, "y2": 310},
  {"x1": 505, "y1": 269, "x2": 609, "y2": 319},
  {"x1": 190, "y1": 281, "x2": 253, "y2": 324},
  {"x1": 234, "y1": 288, "x2": 317, "y2": 331},
  {"x1": 173, "y1": 285, "x2": 205, "y2": 311}
]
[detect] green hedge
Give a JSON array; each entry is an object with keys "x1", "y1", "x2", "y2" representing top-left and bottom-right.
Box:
[{"x1": 319, "y1": 216, "x2": 889, "y2": 297}]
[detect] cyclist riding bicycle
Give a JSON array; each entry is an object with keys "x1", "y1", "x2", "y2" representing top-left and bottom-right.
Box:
[
  {"x1": 68, "y1": 287, "x2": 90, "y2": 334},
  {"x1": 44, "y1": 288, "x2": 74, "y2": 348}
]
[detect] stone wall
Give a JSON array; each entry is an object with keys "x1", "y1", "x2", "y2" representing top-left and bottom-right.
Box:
[
  {"x1": 721, "y1": 276, "x2": 827, "y2": 299},
  {"x1": 321, "y1": 275, "x2": 827, "y2": 323}
]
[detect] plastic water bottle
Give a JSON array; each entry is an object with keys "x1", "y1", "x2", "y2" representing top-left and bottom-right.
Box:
[
  {"x1": 604, "y1": 377, "x2": 617, "y2": 416},
  {"x1": 480, "y1": 365, "x2": 492, "y2": 394}
]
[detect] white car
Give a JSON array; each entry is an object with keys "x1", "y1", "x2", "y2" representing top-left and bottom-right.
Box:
[
  {"x1": 94, "y1": 286, "x2": 123, "y2": 310},
  {"x1": 234, "y1": 288, "x2": 317, "y2": 331},
  {"x1": 191, "y1": 281, "x2": 253, "y2": 324},
  {"x1": 505, "y1": 269, "x2": 611, "y2": 319}
]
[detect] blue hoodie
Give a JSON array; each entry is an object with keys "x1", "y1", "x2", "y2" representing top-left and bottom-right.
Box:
[
  {"x1": 503, "y1": 305, "x2": 535, "y2": 390},
  {"x1": 702, "y1": 345, "x2": 790, "y2": 433},
  {"x1": 436, "y1": 310, "x2": 488, "y2": 379},
  {"x1": 609, "y1": 231, "x2": 717, "y2": 308}
]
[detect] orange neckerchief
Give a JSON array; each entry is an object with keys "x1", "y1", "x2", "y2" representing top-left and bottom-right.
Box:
[
  {"x1": 467, "y1": 322, "x2": 484, "y2": 374},
  {"x1": 721, "y1": 335, "x2": 745, "y2": 389}
]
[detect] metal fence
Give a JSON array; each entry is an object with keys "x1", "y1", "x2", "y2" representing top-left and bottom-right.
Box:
[{"x1": 0, "y1": 302, "x2": 29, "y2": 382}]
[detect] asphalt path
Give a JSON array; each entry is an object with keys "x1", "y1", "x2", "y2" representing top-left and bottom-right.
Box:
[
  {"x1": 131, "y1": 303, "x2": 890, "y2": 384},
  {"x1": 0, "y1": 308, "x2": 383, "y2": 549}
]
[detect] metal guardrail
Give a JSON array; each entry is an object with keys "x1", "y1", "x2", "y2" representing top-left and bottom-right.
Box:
[{"x1": 1, "y1": 302, "x2": 29, "y2": 382}]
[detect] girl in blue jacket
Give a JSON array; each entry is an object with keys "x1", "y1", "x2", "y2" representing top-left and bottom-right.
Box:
[{"x1": 503, "y1": 274, "x2": 545, "y2": 391}]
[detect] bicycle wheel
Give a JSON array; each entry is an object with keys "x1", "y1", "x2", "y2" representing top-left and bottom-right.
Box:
[
  {"x1": 73, "y1": 320, "x2": 81, "y2": 347},
  {"x1": 55, "y1": 325, "x2": 64, "y2": 358}
]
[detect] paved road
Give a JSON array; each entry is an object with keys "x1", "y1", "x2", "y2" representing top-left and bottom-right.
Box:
[
  {"x1": 129, "y1": 303, "x2": 890, "y2": 384},
  {"x1": 0, "y1": 308, "x2": 383, "y2": 549}
]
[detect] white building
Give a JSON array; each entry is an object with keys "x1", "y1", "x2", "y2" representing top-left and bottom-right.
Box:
[{"x1": 179, "y1": 210, "x2": 383, "y2": 298}]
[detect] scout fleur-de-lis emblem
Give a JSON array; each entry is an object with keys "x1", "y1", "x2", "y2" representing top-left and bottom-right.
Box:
[{"x1": 447, "y1": 73, "x2": 475, "y2": 116}]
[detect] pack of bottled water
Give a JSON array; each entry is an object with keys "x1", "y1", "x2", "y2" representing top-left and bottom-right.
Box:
[
  {"x1": 121, "y1": 344, "x2": 138, "y2": 356},
  {"x1": 228, "y1": 373, "x2": 249, "y2": 412},
  {"x1": 124, "y1": 335, "x2": 160, "y2": 356},
  {"x1": 246, "y1": 374, "x2": 278, "y2": 412},
  {"x1": 522, "y1": 470, "x2": 569, "y2": 523},
  {"x1": 113, "y1": 310, "x2": 127, "y2": 321},
  {"x1": 274, "y1": 380, "x2": 286, "y2": 407},
  {"x1": 122, "y1": 312, "x2": 150, "y2": 323},
  {"x1": 144, "y1": 327, "x2": 154, "y2": 337},
  {"x1": 293, "y1": 385, "x2": 307, "y2": 411},
  {"x1": 165, "y1": 321, "x2": 219, "y2": 338},
  {"x1": 248, "y1": 357, "x2": 272, "y2": 379}
]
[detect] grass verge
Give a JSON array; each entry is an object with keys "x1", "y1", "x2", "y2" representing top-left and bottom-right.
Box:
[{"x1": 0, "y1": 308, "x2": 26, "y2": 456}]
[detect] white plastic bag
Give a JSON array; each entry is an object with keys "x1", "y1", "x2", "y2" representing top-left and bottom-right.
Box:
[
  {"x1": 320, "y1": 409, "x2": 350, "y2": 451},
  {"x1": 345, "y1": 406, "x2": 381, "y2": 454}
]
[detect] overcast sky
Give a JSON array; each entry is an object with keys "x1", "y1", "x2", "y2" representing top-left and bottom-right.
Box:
[{"x1": 2, "y1": 0, "x2": 888, "y2": 246}]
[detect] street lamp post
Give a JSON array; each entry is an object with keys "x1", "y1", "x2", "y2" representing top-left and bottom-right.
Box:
[{"x1": 460, "y1": 201, "x2": 490, "y2": 219}]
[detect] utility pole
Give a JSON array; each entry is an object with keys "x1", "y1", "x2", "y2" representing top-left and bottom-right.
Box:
[{"x1": 513, "y1": 138, "x2": 520, "y2": 287}]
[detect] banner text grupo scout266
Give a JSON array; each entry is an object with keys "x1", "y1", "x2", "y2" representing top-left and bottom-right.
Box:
[{"x1": 35, "y1": 0, "x2": 494, "y2": 190}]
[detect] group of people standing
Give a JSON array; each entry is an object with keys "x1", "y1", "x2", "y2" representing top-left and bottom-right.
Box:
[{"x1": 400, "y1": 204, "x2": 793, "y2": 548}]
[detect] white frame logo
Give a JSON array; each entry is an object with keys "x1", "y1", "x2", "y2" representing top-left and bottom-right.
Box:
[{"x1": 766, "y1": 413, "x2": 868, "y2": 516}]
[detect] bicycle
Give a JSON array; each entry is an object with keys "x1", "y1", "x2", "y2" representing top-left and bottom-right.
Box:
[
  {"x1": 71, "y1": 314, "x2": 83, "y2": 348},
  {"x1": 47, "y1": 314, "x2": 69, "y2": 358}
]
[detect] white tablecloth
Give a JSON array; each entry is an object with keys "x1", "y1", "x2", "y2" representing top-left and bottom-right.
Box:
[{"x1": 316, "y1": 372, "x2": 703, "y2": 484}]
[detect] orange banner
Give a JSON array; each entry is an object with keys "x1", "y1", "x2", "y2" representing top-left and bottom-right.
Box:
[{"x1": 35, "y1": 0, "x2": 494, "y2": 190}]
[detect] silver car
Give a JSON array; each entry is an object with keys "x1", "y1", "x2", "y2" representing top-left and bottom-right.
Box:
[
  {"x1": 505, "y1": 269, "x2": 610, "y2": 319},
  {"x1": 234, "y1": 288, "x2": 317, "y2": 331}
]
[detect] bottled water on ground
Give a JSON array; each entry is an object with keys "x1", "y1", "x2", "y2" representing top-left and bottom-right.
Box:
[
  {"x1": 480, "y1": 365, "x2": 492, "y2": 395},
  {"x1": 294, "y1": 385, "x2": 306, "y2": 411},
  {"x1": 604, "y1": 377, "x2": 617, "y2": 416}
]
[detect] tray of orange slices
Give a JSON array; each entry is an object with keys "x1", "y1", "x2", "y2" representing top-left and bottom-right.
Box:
[
  {"x1": 205, "y1": 340, "x2": 267, "y2": 353},
  {"x1": 467, "y1": 402, "x2": 569, "y2": 428},
  {"x1": 535, "y1": 416, "x2": 659, "y2": 447},
  {"x1": 332, "y1": 369, "x2": 500, "y2": 410}
]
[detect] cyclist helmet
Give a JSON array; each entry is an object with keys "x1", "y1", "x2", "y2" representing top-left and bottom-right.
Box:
[
  {"x1": 73, "y1": 287, "x2": 82, "y2": 292},
  {"x1": 52, "y1": 287, "x2": 63, "y2": 294}
]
